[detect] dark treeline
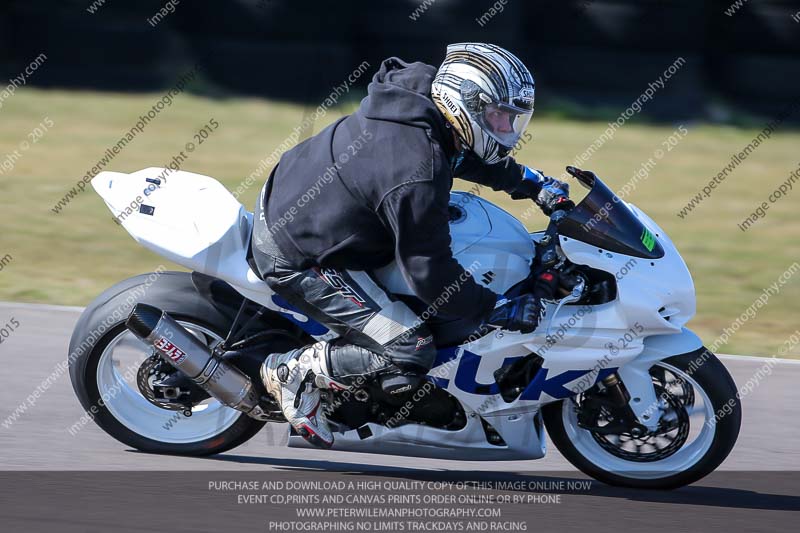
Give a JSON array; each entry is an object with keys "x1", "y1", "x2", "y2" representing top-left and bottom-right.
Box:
[{"x1": 2, "y1": 0, "x2": 798, "y2": 122}]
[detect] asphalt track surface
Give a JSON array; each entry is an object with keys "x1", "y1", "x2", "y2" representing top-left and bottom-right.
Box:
[{"x1": 0, "y1": 301, "x2": 798, "y2": 531}]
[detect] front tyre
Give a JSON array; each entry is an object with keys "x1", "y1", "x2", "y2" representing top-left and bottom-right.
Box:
[
  {"x1": 68, "y1": 272, "x2": 267, "y2": 456},
  {"x1": 543, "y1": 348, "x2": 741, "y2": 489}
]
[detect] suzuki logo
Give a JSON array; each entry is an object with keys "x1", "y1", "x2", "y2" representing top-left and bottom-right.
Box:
[{"x1": 430, "y1": 348, "x2": 616, "y2": 401}]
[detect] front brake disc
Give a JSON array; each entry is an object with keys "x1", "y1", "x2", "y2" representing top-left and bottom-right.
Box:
[{"x1": 589, "y1": 384, "x2": 690, "y2": 462}]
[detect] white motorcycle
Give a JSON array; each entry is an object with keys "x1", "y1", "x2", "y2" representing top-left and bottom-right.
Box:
[{"x1": 69, "y1": 165, "x2": 740, "y2": 489}]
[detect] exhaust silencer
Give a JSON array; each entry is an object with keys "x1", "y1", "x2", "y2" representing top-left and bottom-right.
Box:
[{"x1": 126, "y1": 303, "x2": 270, "y2": 420}]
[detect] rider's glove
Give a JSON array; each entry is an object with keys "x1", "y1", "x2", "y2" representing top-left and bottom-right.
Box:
[
  {"x1": 486, "y1": 294, "x2": 544, "y2": 334},
  {"x1": 484, "y1": 270, "x2": 562, "y2": 333},
  {"x1": 511, "y1": 166, "x2": 574, "y2": 215}
]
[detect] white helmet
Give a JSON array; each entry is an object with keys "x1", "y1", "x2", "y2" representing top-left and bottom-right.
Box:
[{"x1": 432, "y1": 43, "x2": 535, "y2": 164}]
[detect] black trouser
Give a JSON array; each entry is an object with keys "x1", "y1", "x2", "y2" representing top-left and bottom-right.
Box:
[{"x1": 251, "y1": 189, "x2": 437, "y2": 391}]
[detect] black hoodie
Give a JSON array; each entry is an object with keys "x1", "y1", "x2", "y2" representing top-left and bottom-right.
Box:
[{"x1": 262, "y1": 57, "x2": 533, "y2": 323}]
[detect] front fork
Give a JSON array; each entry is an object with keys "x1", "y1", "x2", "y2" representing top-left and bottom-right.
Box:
[
  {"x1": 611, "y1": 328, "x2": 705, "y2": 431},
  {"x1": 574, "y1": 371, "x2": 659, "y2": 435},
  {"x1": 614, "y1": 365, "x2": 662, "y2": 431},
  {"x1": 586, "y1": 328, "x2": 703, "y2": 436}
]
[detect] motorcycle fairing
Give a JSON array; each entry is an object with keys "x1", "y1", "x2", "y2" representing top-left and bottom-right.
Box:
[
  {"x1": 94, "y1": 167, "x2": 700, "y2": 459},
  {"x1": 92, "y1": 168, "x2": 298, "y2": 319}
]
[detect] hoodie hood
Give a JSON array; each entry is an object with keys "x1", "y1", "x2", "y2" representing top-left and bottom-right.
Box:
[{"x1": 362, "y1": 57, "x2": 454, "y2": 154}]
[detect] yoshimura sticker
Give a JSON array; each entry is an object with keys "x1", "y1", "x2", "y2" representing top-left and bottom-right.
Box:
[{"x1": 155, "y1": 337, "x2": 187, "y2": 364}]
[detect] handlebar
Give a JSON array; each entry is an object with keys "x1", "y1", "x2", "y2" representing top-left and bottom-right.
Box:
[{"x1": 538, "y1": 209, "x2": 568, "y2": 268}]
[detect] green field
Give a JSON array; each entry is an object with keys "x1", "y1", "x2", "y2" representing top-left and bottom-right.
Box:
[{"x1": 1, "y1": 88, "x2": 798, "y2": 357}]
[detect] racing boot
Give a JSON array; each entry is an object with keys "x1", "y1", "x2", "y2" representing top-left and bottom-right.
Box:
[{"x1": 260, "y1": 342, "x2": 346, "y2": 448}]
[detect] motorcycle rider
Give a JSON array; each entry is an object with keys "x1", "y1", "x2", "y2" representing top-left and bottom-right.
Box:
[{"x1": 252, "y1": 43, "x2": 571, "y2": 448}]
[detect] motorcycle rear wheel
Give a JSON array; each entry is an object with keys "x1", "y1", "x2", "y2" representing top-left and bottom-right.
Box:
[{"x1": 68, "y1": 272, "x2": 268, "y2": 456}]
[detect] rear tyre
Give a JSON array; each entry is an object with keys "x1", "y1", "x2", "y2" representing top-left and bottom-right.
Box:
[
  {"x1": 68, "y1": 272, "x2": 267, "y2": 456},
  {"x1": 543, "y1": 348, "x2": 741, "y2": 489}
]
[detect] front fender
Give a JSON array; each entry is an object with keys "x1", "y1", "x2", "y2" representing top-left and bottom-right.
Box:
[
  {"x1": 636, "y1": 328, "x2": 704, "y2": 365},
  {"x1": 617, "y1": 328, "x2": 704, "y2": 430}
]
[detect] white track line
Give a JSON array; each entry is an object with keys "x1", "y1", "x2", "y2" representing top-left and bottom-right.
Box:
[
  {"x1": 718, "y1": 354, "x2": 800, "y2": 365},
  {"x1": 0, "y1": 301, "x2": 85, "y2": 312}
]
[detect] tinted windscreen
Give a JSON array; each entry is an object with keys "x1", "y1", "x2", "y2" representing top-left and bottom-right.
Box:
[{"x1": 558, "y1": 173, "x2": 664, "y2": 259}]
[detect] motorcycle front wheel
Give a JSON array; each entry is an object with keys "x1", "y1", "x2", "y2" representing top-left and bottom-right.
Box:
[{"x1": 542, "y1": 348, "x2": 741, "y2": 489}]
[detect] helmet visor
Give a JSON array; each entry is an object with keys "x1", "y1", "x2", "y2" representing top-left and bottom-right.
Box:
[
  {"x1": 460, "y1": 79, "x2": 533, "y2": 149},
  {"x1": 476, "y1": 101, "x2": 532, "y2": 148}
]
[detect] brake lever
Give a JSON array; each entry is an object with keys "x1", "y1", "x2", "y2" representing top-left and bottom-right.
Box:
[{"x1": 545, "y1": 278, "x2": 586, "y2": 340}]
